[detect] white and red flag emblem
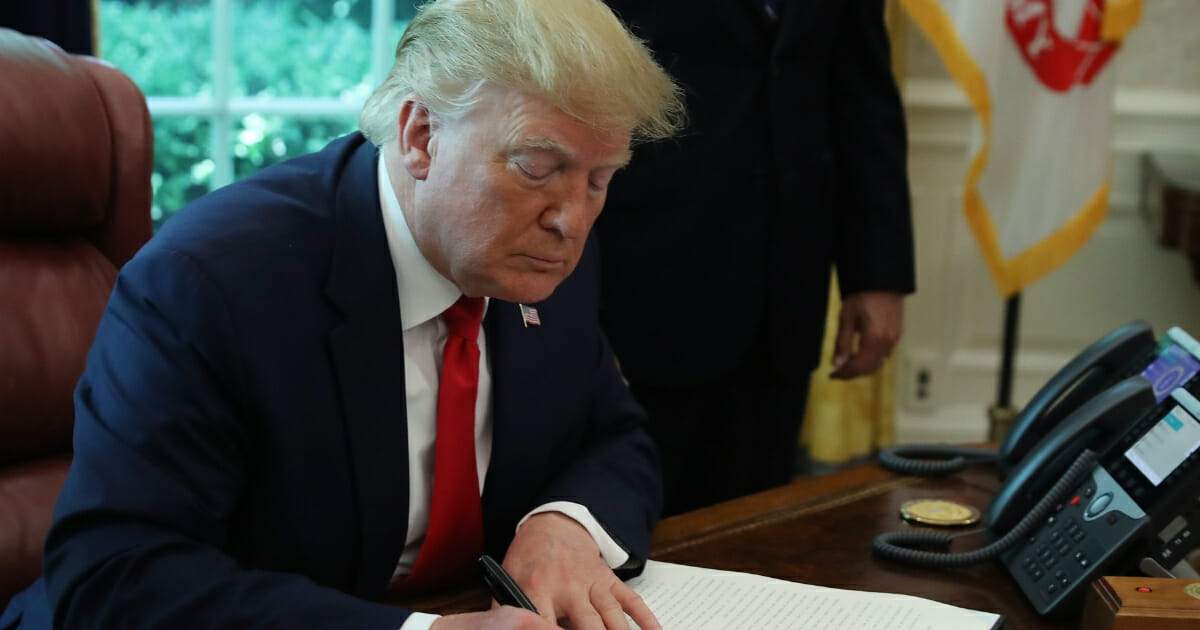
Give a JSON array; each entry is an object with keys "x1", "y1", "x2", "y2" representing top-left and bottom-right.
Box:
[{"x1": 901, "y1": 0, "x2": 1143, "y2": 295}]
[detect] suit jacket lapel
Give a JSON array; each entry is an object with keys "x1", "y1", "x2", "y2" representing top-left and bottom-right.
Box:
[
  {"x1": 479, "y1": 298, "x2": 553, "y2": 552},
  {"x1": 324, "y1": 138, "x2": 411, "y2": 597},
  {"x1": 480, "y1": 299, "x2": 522, "y2": 528}
]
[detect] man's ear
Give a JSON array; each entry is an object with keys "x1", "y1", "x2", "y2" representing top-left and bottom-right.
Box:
[{"x1": 398, "y1": 97, "x2": 434, "y2": 180}]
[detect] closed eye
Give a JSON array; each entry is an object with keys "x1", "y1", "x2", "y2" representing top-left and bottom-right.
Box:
[
  {"x1": 589, "y1": 170, "x2": 617, "y2": 192},
  {"x1": 512, "y1": 155, "x2": 557, "y2": 181}
]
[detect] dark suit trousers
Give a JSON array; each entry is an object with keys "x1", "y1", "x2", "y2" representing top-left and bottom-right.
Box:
[{"x1": 630, "y1": 325, "x2": 811, "y2": 517}]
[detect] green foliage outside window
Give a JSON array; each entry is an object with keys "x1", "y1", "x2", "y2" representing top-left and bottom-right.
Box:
[
  {"x1": 151, "y1": 117, "x2": 213, "y2": 223},
  {"x1": 100, "y1": 1, "x2": 213, "y2": 97},
  {"x1": 99, "y1": 0, "x2": 407, "y2": 229}
]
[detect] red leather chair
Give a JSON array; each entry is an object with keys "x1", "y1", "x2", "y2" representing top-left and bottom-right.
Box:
[{"x1": 0, "y1": 27, "x2": 153, "y2": 607}]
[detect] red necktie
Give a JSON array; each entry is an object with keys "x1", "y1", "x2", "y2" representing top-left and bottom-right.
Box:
[{"x1": 398, "y1": 295, "x2": 486, "y2": 593}]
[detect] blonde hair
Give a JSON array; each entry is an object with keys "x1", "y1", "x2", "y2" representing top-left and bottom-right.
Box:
[{"x1": 358, "y1": 0, "x2": 684, "y2": 145}]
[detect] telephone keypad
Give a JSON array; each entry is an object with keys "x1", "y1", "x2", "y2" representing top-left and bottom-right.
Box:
[
  {"x1": 1023, "y1": 561, "x2": 1044, "y2": 582},
  {"x1": 1038, "y1": 547, "x2": 1056, "y2": 569},
  {"x1": 1054, "y1": 570, "x2": 1069, "y2": 586},
  {"x1": 1066, "y1": 520, "x2": 1086, "y2": 542},
  {"x1": 1002, "y1": 467, "x2": 1150, "y2": 617}
]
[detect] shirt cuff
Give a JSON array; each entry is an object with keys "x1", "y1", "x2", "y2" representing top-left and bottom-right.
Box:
[
  {"x1": 399, "y1": 612, "x2": 439, "y2": 630},
  {"x1": 518, "y1": 501, "x2": 630, "y2": 569}
]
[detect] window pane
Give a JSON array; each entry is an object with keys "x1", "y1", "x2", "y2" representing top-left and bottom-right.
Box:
[
  {"x1": 152, "y1": 117, "x2": 214, "y2": 229},
  {"x1": 232, "y1": 115, "x2": 358, "y2": 180},
  {"x1": 233, "y1": 0, "x2": 373, "y2": 101},
  {"x1": 396, "y1": 1, "x2": 417, "y2": 37},
  {"x1": 396, "y1": 1, "x2": 417, "y2": 21},
  {"x1": 99, "y1": 0, "x2": 212, "y2": 98}
]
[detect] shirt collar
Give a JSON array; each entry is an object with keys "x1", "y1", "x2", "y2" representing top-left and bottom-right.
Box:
[{"x1": 378, "y1": 151, "x2": 484, "y2": 332}]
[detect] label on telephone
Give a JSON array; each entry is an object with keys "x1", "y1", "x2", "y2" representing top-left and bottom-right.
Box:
[{"x1": 1141, "y1": 343, "x2": 1200, "y2": 403}]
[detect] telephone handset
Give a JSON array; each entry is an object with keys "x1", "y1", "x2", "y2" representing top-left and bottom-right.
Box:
[
  {"x1": 878, "y1": 320, "x2": 1157, "y2": 477},
  {"x1": 996, "y1": 321, "x2": 1156, "y2": 475},
  {"x1": 985, "y1": 377, "x2": 1156, "y2": 533}
]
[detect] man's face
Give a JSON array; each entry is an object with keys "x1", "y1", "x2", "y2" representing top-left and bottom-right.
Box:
[{"x1": 398, "y1": 86, "x2": 631, "y2": 303}]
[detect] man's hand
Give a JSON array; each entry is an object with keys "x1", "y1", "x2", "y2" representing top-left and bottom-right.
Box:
[
  {"x1": 830, "y1": 291, "x2": 904, "y2": 380},
  {"x1": 430, "y1": 607, "x2": 557, "y2": 630},
  {"x1": 501, "y1": 512, "x2": 660, "y2": 630}
]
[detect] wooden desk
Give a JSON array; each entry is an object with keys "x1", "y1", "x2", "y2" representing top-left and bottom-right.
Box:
[
  {"x1": 651, "y1": 461, "x2": 1071, "y2": 630},
  {"x1": 400, "y1": 461, "x2": 1076, "y2": 629}
]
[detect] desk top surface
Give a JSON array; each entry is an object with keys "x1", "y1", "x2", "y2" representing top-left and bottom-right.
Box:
[
  {"x1": 651, "y1": 461, "x2": 1074, "y2": 630},
  {"x1": 400, "y1": 461, "x2": 1077, "y2": 629}
]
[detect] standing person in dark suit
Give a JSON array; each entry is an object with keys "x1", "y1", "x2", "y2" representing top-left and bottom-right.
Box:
[
  {"x1": 597, "y1": 0, "x2": 915, "y2": 516},
  {"x1": 0, "y1": 1, "x2": 684, "y2": 629}
]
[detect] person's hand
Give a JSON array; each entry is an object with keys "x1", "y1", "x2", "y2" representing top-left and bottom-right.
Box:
[
  {"x1": 830, "y1": 291, "x2": 904, "y2": 379},
  {"x1": 501, "y1": 512, "x2": 660, "y2": 630},
  {"x1": 430, "y1": 607, "x2": 557, "y2": 630}
]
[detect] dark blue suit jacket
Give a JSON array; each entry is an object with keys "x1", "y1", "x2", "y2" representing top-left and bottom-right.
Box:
[
  {"x1": 597, "y1": 0, "x2": 914, "y2": 385},
  {"x1": 4, "y1": 134, "x2": 660, "y2": 629}
]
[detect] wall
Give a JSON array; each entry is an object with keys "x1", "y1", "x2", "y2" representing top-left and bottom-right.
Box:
[{"x1": 895, "y1": 0, "x2": 1200, "y2": 443}]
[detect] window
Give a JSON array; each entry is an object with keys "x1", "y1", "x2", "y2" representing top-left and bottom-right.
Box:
[{"x1": 99, "y1": 0, "x2": 417, "y2": 228}]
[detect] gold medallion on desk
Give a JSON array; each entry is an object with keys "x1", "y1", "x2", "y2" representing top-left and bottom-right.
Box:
[{"x1": 900, "y1": 499, "x2": 982, "y2": 527}]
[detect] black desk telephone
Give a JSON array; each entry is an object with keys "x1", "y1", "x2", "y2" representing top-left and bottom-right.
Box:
[{"x1": 873, "y1": 322, "x2": 1200, "y2": 618}]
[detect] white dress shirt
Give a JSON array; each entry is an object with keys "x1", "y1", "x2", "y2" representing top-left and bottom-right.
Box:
[{"x1": 376, "y1": 154, "x2": 628, "y2": 629}]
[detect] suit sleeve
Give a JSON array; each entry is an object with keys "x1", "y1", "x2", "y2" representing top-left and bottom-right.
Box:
[
  {"x1": 829, "y1": 0, "x2": 916, "y2": 297},
  {"x1": 43, "y1": 248, "x2": 410, "y2": 630},
  {"x1": 525, "y1": 245, "x2": 662, "y2": 578}
]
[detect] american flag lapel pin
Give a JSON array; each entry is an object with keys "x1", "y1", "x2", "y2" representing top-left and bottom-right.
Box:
[{"x1": 518, "y1": 304, "x2": 541, "y2": 327}]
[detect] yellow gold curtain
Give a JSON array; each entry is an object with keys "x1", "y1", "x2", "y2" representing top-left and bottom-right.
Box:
[
  {"x1": 798, "y1": 2, "x2": 906, "y2": 467},
  {"x1": 799, "y1": 275, "x2": 898, "y2": 465}
]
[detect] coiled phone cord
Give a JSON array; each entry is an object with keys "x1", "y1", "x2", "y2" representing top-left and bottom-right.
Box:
[
  {"x1": 877, "y1": 444, "x2": 1001, "y2": 477},
  {"x1": 871, "y1": 450, "x2": 1098, "y2": 568}
]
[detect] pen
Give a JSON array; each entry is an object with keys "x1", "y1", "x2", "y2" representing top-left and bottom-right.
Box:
[{"x1": 478, "y1": 554, "x2": 539, "y2": 613}]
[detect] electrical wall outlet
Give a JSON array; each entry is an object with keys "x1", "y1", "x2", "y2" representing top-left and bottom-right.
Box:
[{"x1": 903, "y1": 353, "x2": 937, "y2": 410}]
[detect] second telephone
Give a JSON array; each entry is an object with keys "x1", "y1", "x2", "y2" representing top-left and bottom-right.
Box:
[{"x1": 873, "y1": 323, "x2": 1200, "y2": 618}]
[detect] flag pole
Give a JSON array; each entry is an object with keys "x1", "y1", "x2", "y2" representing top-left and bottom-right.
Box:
[
  {"x1": 989, "y1": 293, "x2": 1021, "y2": 442},
  {"x1": 998, "y1": 293, "x2": 1021, "y2": 408}
]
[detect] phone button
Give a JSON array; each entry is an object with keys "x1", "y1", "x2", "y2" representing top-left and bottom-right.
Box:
[{"x1": 1086, "y1": 492, "x2": 1113, "y2": 518}]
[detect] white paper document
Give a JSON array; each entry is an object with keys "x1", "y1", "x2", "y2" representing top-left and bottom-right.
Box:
[{"x1": 625, "y1": 561, "x2": 1002, "y2": 630}]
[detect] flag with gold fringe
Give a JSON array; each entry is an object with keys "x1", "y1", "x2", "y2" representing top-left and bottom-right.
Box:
[{"x1": 900, "y1": 0, "x2": 1143, "y2": 296}]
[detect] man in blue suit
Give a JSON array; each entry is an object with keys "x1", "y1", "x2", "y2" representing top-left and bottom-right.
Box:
[
  {"x1": 0, "y1": 0, "x2": 684, "y2": 628},
  {"x1": 597, "y1": 0, "x2": 914, "y2": 515}
]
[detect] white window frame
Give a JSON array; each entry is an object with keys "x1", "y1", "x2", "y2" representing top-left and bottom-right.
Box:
[{"x1": 144, "y1": 0, "x2": 398, "y2": 191}]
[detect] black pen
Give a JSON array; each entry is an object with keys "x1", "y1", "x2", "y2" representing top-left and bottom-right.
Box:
[{"x1": 478, "y1": 554, "x2": 539, "y2": 613}]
